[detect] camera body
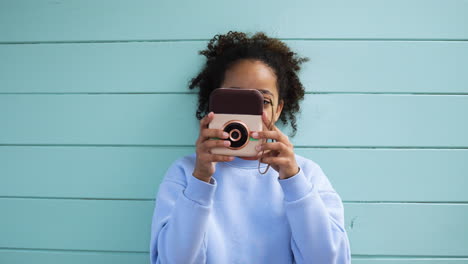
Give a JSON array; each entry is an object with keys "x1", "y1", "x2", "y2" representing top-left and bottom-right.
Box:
[{"x1": 208, "y1": 88, "x2": 263, "y2": 157}]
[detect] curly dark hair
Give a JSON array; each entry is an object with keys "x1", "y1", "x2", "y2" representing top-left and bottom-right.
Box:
[{"x1": 189, "y1": 31, "x2": 309, "y2": 137}]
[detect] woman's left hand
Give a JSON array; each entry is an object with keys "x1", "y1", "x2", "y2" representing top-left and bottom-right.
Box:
[{"x1": 251, "y1": 112, "x2": 300, "y2": 179}]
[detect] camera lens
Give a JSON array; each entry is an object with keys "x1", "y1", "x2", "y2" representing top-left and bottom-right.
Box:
[
  {"x1": 230, "y1": 130, "x2": 240, "y2": 141},
  {"x1": 223, "y1": 121, "x2": 249, "y2": 149}
]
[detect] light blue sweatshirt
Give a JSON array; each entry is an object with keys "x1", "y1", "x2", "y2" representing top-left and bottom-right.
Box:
[{"x1": 150, "y1": 153, "x2": 351, "y2": 263}]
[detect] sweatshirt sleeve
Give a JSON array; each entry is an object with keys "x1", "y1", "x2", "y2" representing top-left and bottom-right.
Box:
[
  {"x1": 149, "y1": 158, "x2": 216, "y2": 264},
  {"x1": 278, "y1": 163, "x2": 352, "y2": 264}
]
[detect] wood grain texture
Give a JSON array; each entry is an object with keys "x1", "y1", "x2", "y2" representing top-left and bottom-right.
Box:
[{"x1": 1, "y1": 41, "x2": 467, "y2": 94}]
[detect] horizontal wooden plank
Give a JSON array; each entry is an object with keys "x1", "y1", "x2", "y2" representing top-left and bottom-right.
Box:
[
  {"x1": 1, "y1": 147, "x2": 467, "y2": 202},
  {"x1": 0, "y1": 42, "x2": 204, "y2": 94},
  {"x1": 1, "y1": 251, "x2": 467, "y2": 264},
  {"x1": 1, "y1": 94, "x2": 467, "y2": 147},
  {"x1": 0, "y1": 250, "x2": 148, "y2": 264},
  {"x1": 1, "y1": 41, "x2": 467, "y2": 94},
  {"x1": 0, "y1": 199, "x2": 153, "y2": 252},
  {"x1": 0, "y1": 0, "x2": 467, "y2": 42},
  {"x1": 0, "y1": 199, "x2": 467, "y2": 256},
  {"x1": 0, "y1": 41, "x2": 468, "y2": 93},
  {"x1": 305, "y1": 149, "x2": 468, "y2": 202},
  {"x1": 347, "y1": 203, "x2": 468, "y2": 256}
]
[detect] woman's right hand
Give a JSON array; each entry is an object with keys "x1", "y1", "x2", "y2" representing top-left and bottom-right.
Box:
[{"x1": 192, "y1": 112, "x2": 235, "y2": 183}]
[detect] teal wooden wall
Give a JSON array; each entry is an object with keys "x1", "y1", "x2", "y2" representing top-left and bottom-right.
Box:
[{"x1": 1, "y1": 0, "x2": 468, "y2": 263}]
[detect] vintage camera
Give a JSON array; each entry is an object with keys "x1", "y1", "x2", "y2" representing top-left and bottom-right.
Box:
[{"x1": 208, "y1": 88, "x2": 263, "y2": 157}]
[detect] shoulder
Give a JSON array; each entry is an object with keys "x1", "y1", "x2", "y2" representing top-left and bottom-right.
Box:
[
  {"x1": 294, "y1": 153, "x2": 321, "y2": 174},
  {"x1": 162, "y1": 153, "x2": 197, "y2": 186},
  {"x1": 294, "y1": 153, "x2": 336, "y2": 193},
  {"x1": 294, "y1": 155, "x2": 346, "y2": 230}
]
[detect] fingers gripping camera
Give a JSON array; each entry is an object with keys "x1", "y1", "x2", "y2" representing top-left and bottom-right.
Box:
[
  {"x1": 208, "y1": 88, "x2": 263, "y2": 157},
  {"x1": 209, "y1": 115, "x2": 261, "y2": 156}
]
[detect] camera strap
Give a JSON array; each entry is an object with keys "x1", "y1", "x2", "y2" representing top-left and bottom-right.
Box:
[{"x1": 258, "y1": 103, "x2": 276, "y2": 175}]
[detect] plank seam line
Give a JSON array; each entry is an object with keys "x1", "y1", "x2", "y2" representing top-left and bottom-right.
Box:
[
  {"x1": 1, "y1": 248, "x2": 468, "y2": 258},
  {"x1": 1, "y1": 197, "x2": 467, "y2": 204},
  {"x1": 0, "y1": 38, "x2": 467, "y2": 45},
  {"x1": 0, "y1": 247, "x2": 147, "y2": 254},
  {"x1": 0, "y1": 144, "x2": 467, "y2": 149},
  {"x1": 352, "y1": 254, "x2": 468, "y2": 259},
  {"x1": 1, "y1": 92, "x2": 468, "y2": 95}
]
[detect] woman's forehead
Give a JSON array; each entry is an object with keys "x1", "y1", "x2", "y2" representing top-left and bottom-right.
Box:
[{"x1": 222, "y1": 59, "x2": 278, "y2": 97}]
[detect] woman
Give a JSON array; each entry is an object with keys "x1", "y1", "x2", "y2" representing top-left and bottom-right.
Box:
[{"x1": 150, "y1": 31, "x2": 351, "y2": 264}]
